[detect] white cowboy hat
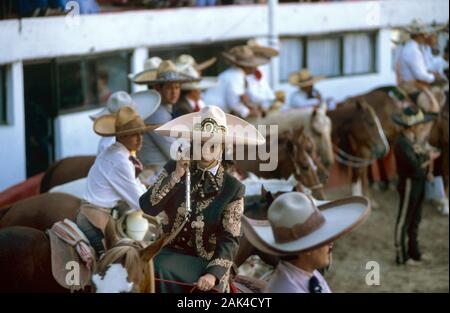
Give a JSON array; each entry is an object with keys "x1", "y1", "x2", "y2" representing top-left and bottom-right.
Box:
[
  {"x1": 222, "y1": 45, "x2": 271, "y2": 68},
  {"x1": 94, "y1": 106, "x2": 160, "y2": 137},
  {"x1": 128, "y1": 57, "x2": 163, "y2": 82},
  {"x1": 154, "y1": 105, "x2": 266, "y2": 146},
  {"x1": 89, "y1": 90, "x2": 161, "y2": 121},
  {"x1": 242, "y1": 192, "x2": 371, "y2": 256},
  {"x1": 175, "y1": 54, "x2": 217, "y2": 72},
  {"x1": 130, "y1": 60, "x2": 199, "y2": 85},
  {"x1": 289, "y1": 69, "x2": 325, "y2": 88},
  {"x1": 177, "y1": 64, "x2": 218, "y2": 91}
]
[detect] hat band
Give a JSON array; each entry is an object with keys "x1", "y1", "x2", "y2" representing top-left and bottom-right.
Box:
[
  {"x1": 157, "y1": 71, "x2": 180, "y2": 80},
  {"x1": 193, "y1": 118, "x2": 227, "y2": 135},
  {"x1": 271, "y1": 210, "x2": 325, "y2": 244},
  {"x1": 402, "y1": 110, "x2": 424, "y2": 126}
]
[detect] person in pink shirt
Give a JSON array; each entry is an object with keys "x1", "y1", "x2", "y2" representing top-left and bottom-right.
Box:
[{"x1": 242, "y1": 192, "x2": 371, "y2": 293}]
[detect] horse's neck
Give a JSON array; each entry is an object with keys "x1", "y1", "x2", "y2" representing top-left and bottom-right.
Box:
[{"x1": 255, "y1": 108, "x2": 313, "y2": 134}]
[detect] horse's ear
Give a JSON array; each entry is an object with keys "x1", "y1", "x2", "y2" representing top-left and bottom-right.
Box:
[{"x1": 140, "y1": 235, "x2": 167, "y2": 262}]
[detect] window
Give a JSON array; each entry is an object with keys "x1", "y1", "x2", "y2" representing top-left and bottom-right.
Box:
[
  {"x1": 279, "y1": 38, "x2": 304, "y2": 82},
  {"x1": 57, "y1": 52, "x2": 131, "y2": 112},
  {"x1": 0, "y1": 65, "x2": 6, "y2": 124},
  {"x1": 279, "y1": 31, "x2": 377, "y2": 81}
]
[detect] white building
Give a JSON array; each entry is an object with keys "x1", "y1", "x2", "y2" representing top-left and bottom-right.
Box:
[{"x1": 0, "y1": 0, "x2": 448, "y2": 191}]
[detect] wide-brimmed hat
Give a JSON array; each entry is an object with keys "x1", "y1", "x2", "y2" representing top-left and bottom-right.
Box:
[
  {"x1": 177, "y1": 64, "x2": 218, "y2": 91},
  {"x1": 392, "y1": 107, "x2": 437, "y2": 128},
  {"x1": 154, "y1": 105, "x2": 265, "y2": 146},
  {"x1": 130, "y1": 60, "x2": 199, "y2": 85},
  {"x1": 222, "y1": 45, "x2": 271, "y2": 68},
  {"x1": 89, "y1": 90, "x2": 161, "y2": 121},
  {"x1": 175, "y1": 54, "x2": 217, "y2": 72},
  {"x1": 94, "y1": 106, "x2": 160, "y2": 137},
  {"x1": 403, "y1": 19, "x2": 432, "y2": 35},
  {"x1": 247, "y1": 39, "x2": 279, "y2": 58},
  {"x1": 242, "y1": 192, "x2": 370, "y2": 256},
  {"x1": 289, "y1": 69, "x2": 325, "y2": 88},
  {"x1": 128, "y1": 57, "x2": 163, "y2": 82}
]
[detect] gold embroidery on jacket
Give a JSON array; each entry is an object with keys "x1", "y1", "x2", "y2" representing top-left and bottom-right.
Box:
[
  {"x1": 207, "y1": 258, "x2": 233, "y2": 269},
  {"x1": 222, "y1": 198, "x2": 244, "y2": 237}
]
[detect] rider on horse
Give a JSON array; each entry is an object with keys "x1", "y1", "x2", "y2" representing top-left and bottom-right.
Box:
[
  {"x1": 80, "y1": 104, "x2": 160, "y2": 257},
  {"x1": 139, "y1": 105, "x2": 265, "y2": 292}
]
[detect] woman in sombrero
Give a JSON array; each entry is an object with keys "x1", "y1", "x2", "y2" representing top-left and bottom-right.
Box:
[{"x1": 139, "y1": 105, "x2": 265, "y2": 292}]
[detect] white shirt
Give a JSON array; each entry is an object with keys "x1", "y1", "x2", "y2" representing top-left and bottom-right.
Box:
[
  {"x1": 398, "y1": 40, "x2": 435, "y2": 83},
  {"x1": 203, "y1": 67, "x2": 250, "y2": 118},
  {"x1": 85, "y1": 142, "x2": 147, "y2": 211},
  {"x1": 97, "y1": 136, "x2": 115, "y2": 155},
  {"x1": 246, "y1": 72, "x2": 276, "y2": 110},
  {"x1": 420, "y1": 44, "x2": 449, "y2": 77},
  {"x1": 265, "y1": 261, "x2": 332, "y2": 293},
  {"x1": 289, "y1": 89, "x2": 321, "y2": 109},
  {"x1": 186, "y1": 97, "x2": 205, "y2": 111}
]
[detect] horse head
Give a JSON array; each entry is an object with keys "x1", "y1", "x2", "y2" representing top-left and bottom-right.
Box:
[
  {"x1": 351, "y1": 98, "x2": 389, "y2": 160},
  {"x1": 93, "y1": 238, "x2": 163, "y2": 293},
  {"x1": 310, "y1": 103, "x2": 334, "y2": 167}
]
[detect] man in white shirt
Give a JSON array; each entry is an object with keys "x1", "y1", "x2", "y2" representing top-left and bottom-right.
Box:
[
  {"x1": 80, "y1": 106, "x2": 159, "y2": 256},
  {"x1": 203, "y1": 45, "x2": 272, "y2": 119},
  {"x1": 288, "y1": 69, "x2": 327, "y2": 110}
]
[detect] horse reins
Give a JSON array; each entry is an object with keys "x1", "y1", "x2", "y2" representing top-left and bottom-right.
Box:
[{"x1": 288, "y1": 144, "x2": 324, "y2": 191}]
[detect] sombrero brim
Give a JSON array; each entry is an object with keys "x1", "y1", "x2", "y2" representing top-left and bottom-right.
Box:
[
  {"x1": 130, "y1": 69, "x2": 200, "y2": 85},
  {"x1": 289, "y1": 74, "x2": 325, "y2": 87},
  {"x1": 154, "y1": 110, "x2": 266, "y2": 146},
  {"x1": 242, "y1": 196, "x2": 370, "y2": 256},
  {"x1": 196, "y1": 57, "x2": 217, "y2": 71},
  {"x1": 89, "y1": 90, "x2": 161, "y2": 122},
  {"x1": 181, "y1": 77, "x2": 218, "y2": 91},
  {"x1": 222, "y1": 52, "x2": 271, "y2": 68},
  {"x1": 94, "y1": 114, "x2": 161, "y2": 137},
  {"x1": 391, "y1": 112, "x2": 437, "y2": 127},
  {"x1": 249, "y1": 46, "x2": 279, "y2": 58}
]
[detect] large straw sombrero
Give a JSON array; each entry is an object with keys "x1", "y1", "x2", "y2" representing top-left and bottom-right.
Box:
[
  {"x1": 403, "y1": 19, "x2": 432, "y2": 35},
  {"x1": 89, "y1": 90, "x2": 161, "y2": 121},
  {"x1": 154, "y1": 105, "x2": 265, "y2": 146},
  {"x1": 391, "y1": 107, "x2": 437, "y2": 128},
  {"x1": 222, "y1": 45, "x2": 271, "y2": 68},
  {"x1": 130, "y1": 60, "x2": 199, "y2": 86},
  {"x1": 175, "y1": 54, "x2": 217, "y2": 72},
  {"x1": 242, "y1": 192, "x2": 371, "y2": 256},
  {"x1": 128, "y1": 57, "x2": 163, "y2": 82},
  {"x1": 247, "y1": 39, "x2": 279, "y2": 58},
  {"x1": 94, "y1": 106, "x2": 160, "y2": 137},
  {"x1": 289, "y1": 69, "x2": 325, "y2": 88}
]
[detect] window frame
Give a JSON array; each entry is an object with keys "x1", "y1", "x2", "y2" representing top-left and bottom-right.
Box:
[{"x1": 0, "y1": 65, "x2": 7, "y2": 125}]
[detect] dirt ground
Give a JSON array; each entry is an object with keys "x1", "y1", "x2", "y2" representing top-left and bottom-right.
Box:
[
  {"x1": 240, "y1": 185, "x2": 449, "y2": 293},
  {"x1": 325, "y1": 185, "x2": 449, "y2": 293}
]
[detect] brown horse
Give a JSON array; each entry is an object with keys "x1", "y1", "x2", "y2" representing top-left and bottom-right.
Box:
[
  {"x1": 40, "y1": 156, "x2": 95, "y2": 193},
  {"x1": 430, "y1": 99, "x2": 449, "y2": 196},
  {"x1": 328, "y1": 97, "x2": 389, "y2": 206},
  {"x1": 235, "y1": 127, "x2": 328, "y2": 200}
]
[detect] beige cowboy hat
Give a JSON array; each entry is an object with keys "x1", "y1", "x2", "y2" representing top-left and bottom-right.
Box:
[
  {"x1": 177, "y1": 64, "x2": 218, "y2": 91},
  {"x1": 175, "y1": 54, "x2": 217, "y2": 72},
  {"x1": 247, "y1": 39, "x2": 279, "y2": 58},
  {"x1": 403, "y1": 19, "x2": 433, "y2": 35},
  {"x1": 242, "y1": 192, "x2": 371, "y2": 256},
  {"x1": 128, "y1": 57, "x2": 163, "y2": 82},
  {"x1": 154, "y1": 105, "x2": 266, "y2": 146},
  {"x1": 222, "y1": 45, "x2": 271, "y2": 68},
  {"x1": 89, "y1": 90, "x2": 161, "y2": 121},
  {"x1": 94, "y1": 105, "x2": 160, "y2": 137},
  {"x1": 289, "y1": 69, "x2": 325, "y2": 88},
  {"x1": 130, "y1": 60, "x2": 199, "y2": 85}
]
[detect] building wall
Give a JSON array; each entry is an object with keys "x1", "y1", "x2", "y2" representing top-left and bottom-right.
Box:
[{"x1": 0, "y1": 0, "x2": 448, "y2": 190}]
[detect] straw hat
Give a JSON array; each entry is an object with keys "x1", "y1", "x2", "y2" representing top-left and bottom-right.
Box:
[
  {"x1": 391, "y1": 107, "x2": 437, "y2": 128},
  {"x1": 89, "y1": 90, "x2": 160, "y2": 121},
  {"x1": 247, "y1": 39, "x2": 279, "y2": 58},
  {"x1": 130, "y1": 60, "x2": 199, "y2": 85},
  {"x1": 403, "y1": 19, "x2": 432, "y2": 35},
  {"x1": 154, "y1": 105, "x2": 265, "y2": 146},
  {"x1": 94, "y1": 106, "x2": 160, "y2": 137},
  {"x1": 175, "y1": 54, "x2": 217, "y2": 72},
  {"x1": 242, "y1": 192, "x2": 371, "y2": 256},
  {"x1": 177, "y1": 64, "x2": 218, "y2": 91},
  {"x1": 289, "y1": 69, "x2": 325, "y2": 88},
  {"x1": 222, "y1": 45, "x2": 271, "y2": 68},
  {"x1": 128, "y1": 57, "x2": 163, "y2": 82}
]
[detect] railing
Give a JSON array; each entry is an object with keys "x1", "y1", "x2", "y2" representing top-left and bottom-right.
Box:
[{"x1": 0, "y1": 0, "x2": 370, "y2": 20}]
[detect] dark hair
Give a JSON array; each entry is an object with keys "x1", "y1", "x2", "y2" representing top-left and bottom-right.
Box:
[{"x1": 279, "y1": 254, "x2": 299, "y2": 262}]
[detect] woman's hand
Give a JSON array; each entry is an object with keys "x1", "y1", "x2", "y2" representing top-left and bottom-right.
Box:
[
  {"x1": 175, "y1": 159, "x2": 190, "y2": 179},
  {"x1": 196, "y1": 274, "x2": 216, "y2": 292}
]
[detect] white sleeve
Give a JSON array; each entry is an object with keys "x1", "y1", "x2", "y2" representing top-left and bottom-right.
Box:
[
  {"x1": 225, "y1": 77, "x2": 250, "y2": 118},
  {"x1": 111, "y1": 162, "x2": 147, "y2": 212},
  {"x1": 406, "y1": 48, "x2": 435, "y2": 83}
]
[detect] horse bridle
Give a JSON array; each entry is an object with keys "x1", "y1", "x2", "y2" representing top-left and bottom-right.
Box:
[{"x1": 288, "y1": 140, "x2": 324, "y2": 191}]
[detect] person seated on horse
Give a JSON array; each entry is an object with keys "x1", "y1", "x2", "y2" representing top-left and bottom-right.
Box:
[
  {"x1": 241, "y1": 192, "x2": 370, "y2": 293},
  {"x1": 81, "y1": 106, "x2": 160, "y2": 257},
  {"x1": 139, "y1": 105, "x2": 265, "y2": 292},
  {"x1": 130, "y1": 60, "x2": 199, "y2": 184}
]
